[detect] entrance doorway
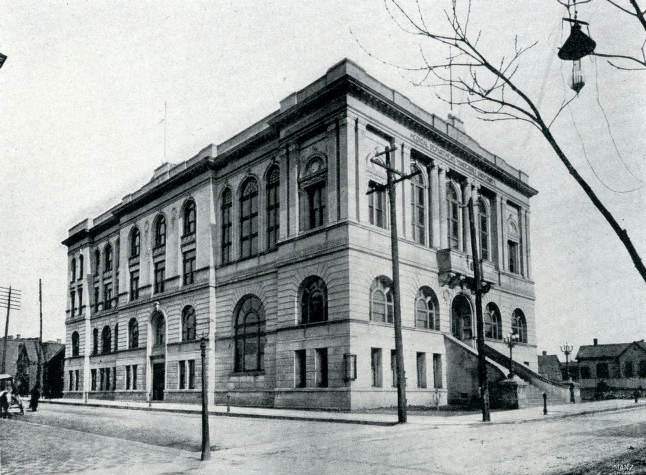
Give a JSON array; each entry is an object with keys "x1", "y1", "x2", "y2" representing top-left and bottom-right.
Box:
[{"x1": 152, "y1": 363, "x2": 165, "y2": 401}]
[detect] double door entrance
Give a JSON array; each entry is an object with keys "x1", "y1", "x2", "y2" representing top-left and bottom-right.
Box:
[{"x1": 152, "y1": 362, "x2": 165, "y2": 401}]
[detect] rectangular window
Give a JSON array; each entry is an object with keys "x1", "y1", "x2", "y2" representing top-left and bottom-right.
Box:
[
  {"x1": 221, "y1": 198, "x2": 232, "y2": 264},
  {"x1": 597, "y1": 362, "x2": 610, "y2": 379},
  {"x1": 130, "y1": 270, "x2": 139, "y2": 301},
  {"x1": 99, "y1": 368, "x2": 104, "y2": 391},
  {"x1": 91, "y1": 369, "x2": 96, "y2": 391},
  {"x1": 179, "y1": 360, "x2": 186, "y2": 389},
  {"x1": 154, "y1": 261, "x2": 165, "y2": 294},
  {"x1": 266, "y1": 172, "x2": 280, "y2": 248},
  {"x1": 417, "y1": 352, "x2": 427, "y2": 388},
  {"x1": 391, "y1": 349, "x2": 398, "y2": 387},
  {"x1": 103, "y1": 283, "x2": 113, "y2": 310},
  {"x1": 479, "y1": 210, "x2": 489, "y2": 261},
  {"x1": 315, "y1": 348, "x2": 328, "y2": 388},
  {"x1": 126, "y1": 365, "x2": 131, "y2": 390},
  {"x1": 94, "y1": 286, "x2": 100, "y2": 313},
  {"x1": 639, "y1": 360, "x2": 646, "y2": 378},
  {"x1": 77, "y1": 287, "x2": 83, "y2": 315},
  {"x1": 182, "y1": 250, "x2": 196, "y2": 285},
  {"x1": 369, "y1": 188, "x2": 386, "y2": 229},
  {"x1": 70, "y1": 290, "x2": 76, "y2": 316},
  {"x1": 68, "y1": 370, "x2": 73, "y2": 391},
  {"x1": 132, "y1": 365, "x2": 138, "y2": 390},
  {"x1": 307, "y1": 183, "x2": 326, "y2": 230},
  {"x1": 240, "y1": 183, "x2": 259, "y2": 259},
  {"x1": 508, "y1": 241, "x2": 519, "y2": 274},
  {"x1": 295, "y1": 349, "x2": 307, "y2": 388},
  {"x1": 112, "y1": 367, "x2": 116, "y2": 391},
  {"x1": 433, "y1": 354, "x2": 443, "y2": 389},
  {"x1": 188, "y1": 360, "x2": 195, "y2": 389},
  {"x1": 105, "y1": 367, "x2": 110, "y2": 391},
  {"x1": 371, "y1": 348, "x2": 382, "y2": 388},
  {"x1": 75, "y1": 370, "x2": 79, "y2": 391}
]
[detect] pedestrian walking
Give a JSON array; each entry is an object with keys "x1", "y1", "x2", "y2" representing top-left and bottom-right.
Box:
[{"x1": 30, "y1": 384, "x2": 41, "y2": 412}]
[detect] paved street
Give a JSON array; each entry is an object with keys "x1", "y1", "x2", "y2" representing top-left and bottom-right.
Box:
[{"x1": 1, "y1": 404, "x2": 645, "y2": 474}]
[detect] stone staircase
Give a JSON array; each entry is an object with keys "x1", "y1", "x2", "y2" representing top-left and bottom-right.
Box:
[{"x1": 484, "y1": 344, "x2": 578, "y2": 405}]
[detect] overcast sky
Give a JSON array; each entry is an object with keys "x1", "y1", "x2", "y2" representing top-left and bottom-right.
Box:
[{"x1": 0, "y1": 1, "x2": 644, "y2": 358}]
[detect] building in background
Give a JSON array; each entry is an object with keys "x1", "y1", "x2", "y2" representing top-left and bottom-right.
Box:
[
  {"x1": 0, "y1": 335, "x2": 64, "y2": 397},
  {"x1": 62, "y1": 59, "x2": 547, "y2": 410},
  {"x1": 576, "y1": 338, "x2": 646, "y2": 399},
  {"x1": 538, "y1": 351, "x2": 562, "y2": 381}
]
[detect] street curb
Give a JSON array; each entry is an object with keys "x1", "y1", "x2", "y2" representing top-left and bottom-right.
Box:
[{"x1": 40, "y1": 400, "x2": 398, "y2": 427}]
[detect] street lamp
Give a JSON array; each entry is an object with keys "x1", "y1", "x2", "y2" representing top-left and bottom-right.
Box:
[
  {"x1": 560, "y1": 342, "x2": 574, "y2": 381},
  {"x1": 503, "y1": 332, "x2": 519, "y2": 378}
]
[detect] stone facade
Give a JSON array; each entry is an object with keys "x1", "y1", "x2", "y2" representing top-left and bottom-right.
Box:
[{"x1": 62, "y1": 59, "x2": 537, "y2": 410}]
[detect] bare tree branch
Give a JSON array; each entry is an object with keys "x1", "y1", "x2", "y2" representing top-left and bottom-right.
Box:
[{"x1": 382, "y1": 0, "x2": 646, "y2": 284}]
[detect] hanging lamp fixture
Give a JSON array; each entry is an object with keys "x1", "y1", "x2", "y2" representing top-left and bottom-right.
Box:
[{"x1": 557, "y1": 0, "x2": 596, "y2": 93}]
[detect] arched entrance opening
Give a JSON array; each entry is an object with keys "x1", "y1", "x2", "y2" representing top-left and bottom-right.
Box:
[
  {"x1": 451, "y1": 294, "x2": 473, "y2": 341},
  {"x1": 150, "y1": 310, "x2": 166, "y2": 401}
]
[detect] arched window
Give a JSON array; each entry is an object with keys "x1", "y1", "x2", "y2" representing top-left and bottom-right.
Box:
[
  {"x1": 415, "y1": 287, "x2": 439, "y2": 330},
  {"x1": 152, "y1": 311, "x2": 165, "y2": 346},
  {"x1": 183, "y1": 200, "x2": 196, "y2": 236},
  {"x1": 221, "y1": 188, "x2": 232, "y2": 264},
  {"x1": 71, "y1": 258, "x2": 76, "y2": 282},
  {"x1": 154, "y1": 215, "x2": 166, "y2": 248},
  {"x1": 71, "y1": 331, "x2": 80, "y2": 357},
  {"x1": 104, "y1": 244, "x2": 113, "y2": 273},
  {"x1": 300, "y1": 276, "x2": 327, "y2": 324},
  {"x1": 370, "y1": 276, "x2": 394, "y2": 323},
  {"x1": 128, "y1": 318, "x2": 139, "y2": 349},
  {"x1": 484, "y1": 303, "x2": 502, "y2": 340},
  {"x1": 92, "y1": 328, "x2": 98, "y2": 355},
  {"x1": 512, "y1": 309, "x2": 527, "y2": 343},
  {"x1": 451, "y1": 294, "x2": 473, "y2": 340},
  {"x1": 447, "y1": 185, "x2": 460, "y2": 250},
  {"x1": 94, "y1": 249, "x2": 100, "y2": 275},
  {"x1": 301, "y1": 156, "x2": 327, "y2": 230},
  {"x1": 101, "y1": 326, "x2": 111, "y2": 354},
  {"x1": 182, "y1": 306, "x2": 196, "y2": 342},
  {"x1": 478, "y1": 198, "x2": 490, "y2": 261},
  {"x1": 266, "y1": 166, "x2": 280, "y2": 248},
  {"x1": 234, "y1": 295, "x2": 266, "y2": 372},
  {"x1": 240, "y1": 178, "x2": 259, "y2": 258},
  {"x1": 410, "y1": 167, "x2": 426, "y2": 245},
  {"x1": 130, "y1": 227, "x2": 140, "y2": 258},
  {"x1": 114, "y1": 323, "x2": 119, "y2": 352},
  {"x1": 78, "y1": 255, "x2": 84, "y2": 279}
]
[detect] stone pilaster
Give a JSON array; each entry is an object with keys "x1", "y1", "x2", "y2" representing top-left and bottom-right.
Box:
[
  {"x1": 278, "y1": 148, "x2": 289, "y2": 240},
  {"x1": 525, "y1": 209, "x2": 532, "y2": 279},
  {"x1": 355, "y1": 119, "x2": 368, "y2": 224},
  {"x1": 338, "y1": 116, "x2": 352, "y2": 221},
  {"x1": 287, "y1": 143, "x2": 300, "y2": 235}
]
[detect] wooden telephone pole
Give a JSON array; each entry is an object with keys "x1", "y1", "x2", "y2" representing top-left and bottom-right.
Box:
[
  {"x1": 0, "y1": 285, "x2": 21, "y2": 374},
  {"x1": 369, "y1": 145, "x2": 420, "y2": 424},
  {"x1": 467, "y1": 197, "x2": 490, "y2": 422},
  {"x1": 37, "y1": 279, "x2": 43, "y2": 393}
]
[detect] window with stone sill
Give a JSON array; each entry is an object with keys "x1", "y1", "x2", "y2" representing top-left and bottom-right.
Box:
[
  {"x1": 152, "y1": 311, "x2": 165, "y2": 347},
  {"x1": 368, "y1": 186, "x2": 387, "y2": 229},
  {"x1": 128, "y1": 318, "x2": 139, "y2": 349},
  {"x1": 299, "y1": 276, "x2": 327, "y2": 325},
  {"x1": 182, "y1": 199, "x2": 196, "y2": 237},
  {"x1": 71, "y1": 331, "x2": 80, "y2": 357},
  {"x1": 410, "y1": 167, "x2": 426, "y2": 245},
  {"x1": 182, "y1": 306, "x2": 196, "y2": 342},
  {"x1": 240, "y1": 178, "x2": 259, "y2": 259},
  {"x1": 478, "y1": 198, "x2": 490, "y2": 261},
  {"x1": 415, "y1": 286, "x2": 439, "y2": 331},
  {"x1": 154, "y1": 215, "x2": 166, "y2": 248},
  {"x1": 447, "y1": 184, "x2": 461, "y2": 250},
  {"x1": 511, "y1": 308, "x2": 528, "y2": 344},
  {"x1": 130, "y1": 227, "x2": 140, "y2": 258},
  {"x1": 234, "y1": 295, "x2": 265, "y2": 373},
  {"x1": 370, "y1": 276, "x2": 394, "y2": 324},
  {"x1": 220, "y1": 188, "x2": 232, "y2": 264},
  {"x1": 266, "y1": 166, "x2": 280, "y2": 249},
  {"x1": 484, "y1": 302, "x2": 502, "y2": 340},
  {"x1": 300, "y1": 156, "x2": 327, "y2": 231},
  {"x1": 104, "y1": 244, "x2": 113, "y2": 273}
]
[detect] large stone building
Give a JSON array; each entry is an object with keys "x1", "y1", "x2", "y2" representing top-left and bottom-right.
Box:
[{"x1": 62, "y1": 59, "x2": 540, "y2": 410}]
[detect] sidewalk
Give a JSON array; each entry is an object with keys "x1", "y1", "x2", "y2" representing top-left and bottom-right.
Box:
[{"x1": 41, "y1": 397, "x2": 646, "y2": 426}]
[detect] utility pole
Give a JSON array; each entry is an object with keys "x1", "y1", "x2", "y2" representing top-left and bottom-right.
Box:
[
  {"x1": 38, "y1": 279, "x2": 44, "y2": 392},
  {"x1": 369, "y1": 145, "x2": 419, "y2": 424},
  {"x1": 0, "y1": 285, "x2": 21, "y2": 374},
  {"x1": 468, "y1": 196, "x2": 490, "y2": 422},
  {"x1": 200, "y1": 337, "x2": 211, "y2": 461}
]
